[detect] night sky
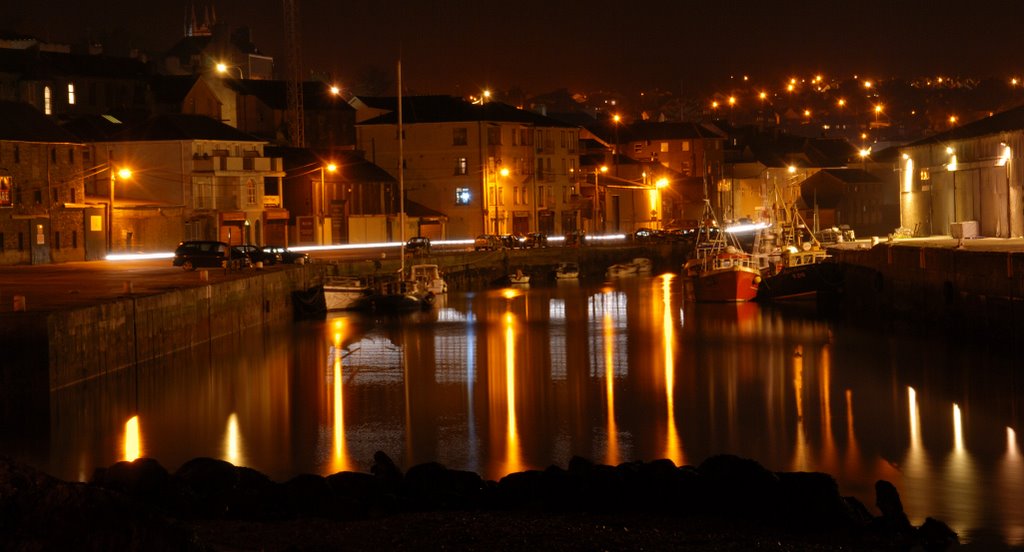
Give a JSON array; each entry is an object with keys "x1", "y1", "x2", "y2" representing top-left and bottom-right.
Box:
[{"x1": 3, "y1": 0, "x2": 1023, "y2": 96}]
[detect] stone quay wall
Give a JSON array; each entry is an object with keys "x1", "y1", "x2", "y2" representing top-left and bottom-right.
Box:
[
  {"x1": 831, "y1": 244, "x2": 1024, "y2": 338},
  {"x1": 46, "y1": 266, "x2": 313, "y2": 391}
]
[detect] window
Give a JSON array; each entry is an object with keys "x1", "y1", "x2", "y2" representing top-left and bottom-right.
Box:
[
  {"x1": 536, "y1": 158, "x2": 544, "y2": 179},
  {"x1": 569, "y1": 158, "x2": 576, "y2": 175},
  {"x1": 18, "y1": 232, "x2": 24, "y2": 251},
  {"x1": 68, "y1": 148, "x2": 74, "y2": 164},
  {"x1": 560, "y1": 130, "x2": 566, "y2": 148},
  {"x1": 455, "y1": 187, "x2": 471, "y2": 205},
  {"x1": 67, "y1": 83, "x2": 76, "y2": 105},
  {"x1": 0, "y1": 232, "x2": 4, "y2": 252},
  {"x1": 14, "y1": 145, "x2": 20, "y2": 163},
  {"x1": 52, "y1": 188, "x2": 59, "y2": 204},
  {"x1": 53, "y1": 231, "x2": 61, "y2": 250},
  {"x1": 70, "y1": 188, "x2": 77, "y2": 203},
  {"x1": 522, "y1": 187, "x2": 529, "y2": 205},
  {"x1": 453, "y1": 128, "x2": 467, "y2": 146},
  {"x1": 51, "y1": 148, "x2": 57, "y2": 163},
  {"x1": 487, "y1": 126, "x2": 501, "y2": 145},
  {"x1": 72, "y1": 231, "x2": 77, "y2": 248},
  {"x1": 0, "y1": 176, "x2": 10, "y2": 206},
  {"x1": 634, "y1": 143, "x2": 643, "y2": 153},
  {"x1": 513, "y1": 186, "x2": 520, "y2": 205},
  {"x1": 33, "y1": 189, "x2": 42, "y2": 204},
  {"x1": 44, "y1": 86, "x2": 51, "y2": 115},
  {"x1": 537, "y1": 185, "x2": 545, "y2": 208},
  {"x1": 246, "y1": 178, "x2": 257, "y2": 206},
  {"x1": 568, "y1": 131, "x2": 576, "y2": 153},
  {"x1": 455, "y1": 157, "x2": 468, "y2": 176},
  {"x1": 660, "y1": 142, "x2": 669, "y2": 153},
  {"x1": 682, "y1": 141, "x2": 691, "y2": 152}
]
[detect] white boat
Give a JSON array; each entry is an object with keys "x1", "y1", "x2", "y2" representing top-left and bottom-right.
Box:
[
  {"x1": 323, "y1": 276, "x2": 371, "y2": 311},
  {"x1": 410, "y1": 264, "x2": 448, "y2": 294},
  {"x1": 606, "y1": 257, "x2": 652, "y2": 278},
  {"x1": 555, "y1": 261, "x2": 579, "y2": 280},
  {"x1": 509, "y1": 268, "x2": 530, "y2": 285}
]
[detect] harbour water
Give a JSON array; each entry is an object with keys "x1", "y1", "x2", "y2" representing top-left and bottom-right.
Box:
[{"x1": 4, "y1": 274, "x2": 1022, "y2": 547}]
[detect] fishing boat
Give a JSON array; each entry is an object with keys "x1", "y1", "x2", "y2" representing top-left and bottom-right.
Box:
[
  {"x1": 508, "y1": 268, "x2": 530, "y2": 285},
  {"x1": 682, "y1": 200, "x2": 761, "y2": 302},
  {"x1": 323, "y1": 276, "x2": 372, "y2": 311},
  {"x1": 750, "y1": 198, "x2": 841, "y2": 302},
  {"x1": 606, "y1": 257, "x2": 652, "y2": 278},
  {"x1": 555, "y1": 261, "x2": 579, "y2": 280},
  {"x1": 410, "y1": 264, "x2": 448, "y2": 294}
]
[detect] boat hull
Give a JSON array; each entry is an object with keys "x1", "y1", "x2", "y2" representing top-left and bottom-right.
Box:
[
  {"x1": 691, "y1": 266, "x2": 761, "y2": 302},
  {"x1": 756, "y1": 261, "x2": 843, "y2": 302}
]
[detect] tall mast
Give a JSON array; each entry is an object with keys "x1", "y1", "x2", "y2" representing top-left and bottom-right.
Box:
[{"x1": 398, "y1": 59, "x2": 405, "y2": 275}]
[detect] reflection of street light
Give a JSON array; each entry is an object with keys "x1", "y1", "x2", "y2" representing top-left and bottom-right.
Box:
[
  {"x1": 319, "y1": 163, "x2": 338, "y2": 245},
  {"x1": 493, "y1": 166, "x2": 509, "y2": 234},
  {"x1": 109, "y1": 165, "x2": 132, "y2": 253}
]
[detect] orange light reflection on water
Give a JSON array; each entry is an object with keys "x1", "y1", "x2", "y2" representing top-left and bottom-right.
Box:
[
  {"x1": 603, "y1": 308, "x2": 619, "y2": 466},
  {"x1": 123, "y1": 415, "x2": 141, "y2": 462},
  {"x1": 330, "y1": 318, "x2": 353, "y2": 473},
  {"x1": 661, "y1": 274, "x2": 683, "y2": 465},
  {"x1": 503, "y1": 310, "x2": 522, "y2": 475}
]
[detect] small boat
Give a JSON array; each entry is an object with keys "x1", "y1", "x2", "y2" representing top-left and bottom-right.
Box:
[
  {"x1": 555, "y1": 261, "x2": 579, "y2": 280},
  {"x1": 756, "y1": 245, "x2": 843, "y2": 302},
  {"x1": 684, "y1": 247, "x2": 762, "y2": 302},
  {"x1": 410, "y1": 264, "x2": 448, "y2": 294},
  {"x1": 323, "y1": 276, "x2": 372, "y2": 311},
  {"x1": 682, "y1": 200, "x2": 761, "y2": 302},
  {"x1": 606, "y1": 257, "x2": 652, "y2": 278},
  {"x1": 509, "y1": 269, "x2": 530, "y2": 285}
]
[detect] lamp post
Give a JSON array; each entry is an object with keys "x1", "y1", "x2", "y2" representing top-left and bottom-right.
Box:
[
  {"x1": 215, "y1": 62, "x2": 243, "y2": 79},
  {"x1": 109, "y1": 164, "x2": 132, "y2": 254},
  {"x1": 319, "y1": 162, "x2": 337, "y2": 245},
  {"x1": 594, "y1": 165, "x2": 608, "y2": 234},
  {"x1": 495, "y1": 166, "x2": 508, "y2": 234}
]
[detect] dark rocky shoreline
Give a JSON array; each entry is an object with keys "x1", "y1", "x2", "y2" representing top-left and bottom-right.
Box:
[{"x1": 1, "y1": 452, "x2": 957, "y2": 551}]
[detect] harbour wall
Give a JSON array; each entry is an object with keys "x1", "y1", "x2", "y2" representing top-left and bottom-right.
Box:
[{"x1": 831, "y1": 243, "x2": 1024, "y2": 338}]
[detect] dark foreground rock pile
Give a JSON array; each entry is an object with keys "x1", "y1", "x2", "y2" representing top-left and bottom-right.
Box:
[{"x1": 1, "y1": 452, "x2": 958, "y2": 551}]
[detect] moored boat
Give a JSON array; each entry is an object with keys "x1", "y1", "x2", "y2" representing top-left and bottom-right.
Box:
[
  {"x1": 684, "y1": 248, "x2": 762, "y2": 302},
  {"x1": 508, "y1": 268, "x2": 530, "y2": 285},
  {"x1": 356, "y1": 278, "x2": 435, "y2": 312},
  {"x1": 410, "y1": 264, "x2": 448, "y2": 294},
  {"x1": 323, "y1": 276, "x2": 372, "y2": 311},
  {"x1": 606, "y1": 257, "x2": 652, "y2": 278},
  {"x1": 755, "y1": 245, "x2": 842, "y2": 301},
  {"x1": 555, "y1": 261, "x2": 579, "y2": 280}
]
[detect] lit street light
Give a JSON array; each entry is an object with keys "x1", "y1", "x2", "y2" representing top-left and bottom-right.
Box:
[
  {"x1": 594, "y1": 165, "x2": 608, "y2": 234},
  {"x1": 215, "y1": 62, "x2": 243, "y2": 79},
  {"x1": 109, "y1": 165, "x2": 133, "y2": 254}
]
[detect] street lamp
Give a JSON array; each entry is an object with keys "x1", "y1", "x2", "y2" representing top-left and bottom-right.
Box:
[
  {"x1": 319, "y1": 162, "x2": 338, "y2": 245},
  {"x1": 215, "y1": 62, "x2": 243, "y2": 79},
  {"x1": 109, "y1": 165, "x2": 132, "y2": 254}
]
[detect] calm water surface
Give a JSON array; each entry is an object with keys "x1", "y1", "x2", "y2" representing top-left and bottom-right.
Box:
[{"x1": 6, "y1": 275, "x2": 1024, "y2": 547}]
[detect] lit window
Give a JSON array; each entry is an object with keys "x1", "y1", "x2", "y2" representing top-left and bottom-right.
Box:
[
  {"x1": 68, "y1": 83, "x2": 75, "y2": 105},
  {"x1": 660, "y1": 142, "x2": 669, "y2": 153},
  {"x1": 455, "y1": 187, "x2": 471, "y2": 205},
  {"x1": 44, "y1": 86, "x2": 51, "y2": 115},
  {"x1": 682, "y1": 141, "x2": 691, "y2": 152},
  {"x1": 455, "y1": 157, "x2": 468, "y2": 176},
  {"x1": 453, "y1": 128, "x2": 467, "y2": 146},
  {"x1": 246, "y1": 179, "x2": 257, "y2": 206}
]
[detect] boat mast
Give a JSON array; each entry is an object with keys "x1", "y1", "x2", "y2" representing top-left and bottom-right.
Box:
[{"x1": 398, "y1": 59, "x2": 405, "y2": 276}]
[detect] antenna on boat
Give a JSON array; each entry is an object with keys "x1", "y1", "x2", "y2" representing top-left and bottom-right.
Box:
[{"x1": 397, "y1": 59, "x2": 405, "y2": 277}]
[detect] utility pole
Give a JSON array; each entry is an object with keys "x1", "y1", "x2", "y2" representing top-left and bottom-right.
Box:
[{"x1": 282, "y1": 0, "x2": 305, "y2": 147}]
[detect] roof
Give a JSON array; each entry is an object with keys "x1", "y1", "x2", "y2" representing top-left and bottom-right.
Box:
[
  {"x1": 905, "y1": 103, "x2": 1024, "y2": 147},
  {"x1": 359, "y1": 97, "x2": 576, "y2": 127},
  {"x1": 617, "y1": 122, "x2": 725, "y2": 142},
  {"x1": 149, "y1": 75, "x2": 204, "y2": 105},
  {"x1": 111, "y1": 113, "x2": 264, "y2": 142},
  {"x1": 816, "y1": 168, "x2": 881, "y2": 184},
  {"x1": 0, "y1": 101, "x2": 83, "y2": 143},
  {"x1": 266, "y1": 146, "x2": 395, "y2": 183},
  {"x1": 61, "y1": 114, "x2": 131, "y2": 141},
  {"x1": 406, "y1": 199, "x2": 447, "y2": 219},
  {"x1": 0, "y1": 48, "x2": 147, "y2": 79},
  {"x1": 223, "y1": 79, "x2": 355, "y2": 112}
]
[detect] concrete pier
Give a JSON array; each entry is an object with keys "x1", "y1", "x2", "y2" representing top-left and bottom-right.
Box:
[{"x1": 830, "y1": 239, "x2": 1024, "y2": 338}]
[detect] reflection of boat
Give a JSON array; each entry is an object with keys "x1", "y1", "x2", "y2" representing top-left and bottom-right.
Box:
[
  {"x1": 683, "y1": 200, "x2": 760, "y2": 302},
  {"x1": 606, "y1": 258, "x2": 652, "y2": 278},
  {"x1": 357, "y1": 278, "x2": 435, "y2": 312},
  {"x1": 323, "y1": 277, "x2": 372, "y2": 311},
  {"x1": 509, "y1": 269, "x2": 530, "y2": 285},
  {"x1": 410, "y1": 264, "x2": 448, "y2": 294},
  {"x1": 555, "y1": 261, "x2": 579, "y2": 280}
]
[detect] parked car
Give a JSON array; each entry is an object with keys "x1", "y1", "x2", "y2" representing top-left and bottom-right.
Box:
[
  {"x1": 260, "y1": 246, "x2": 309, "y2": 265},
  {"x1": 232, "y1": 244, "x2": 273, "y2": 266},
  {"x1": 633, "y1": 228, "x2": 657, "y2": 242},
  {"x1": 406, "y1": 236, "x2": 431, "y2": 255},
  {"x1": 523, "y1": 232, "x2": 548, "y2": 248},
  {"x1": 473, "y1": 234, "x2": 502, "y2": 251},
  {"x1": 501, "y1": 234, "x2": 528, "y2": 249},
  {"x1": 172, "y1": 240, "x2": 231, "y2": 270}
]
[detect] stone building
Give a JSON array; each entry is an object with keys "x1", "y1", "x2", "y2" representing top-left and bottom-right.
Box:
[{"x1": 0, "y1": 101, "x2": 93, "y2": 264}]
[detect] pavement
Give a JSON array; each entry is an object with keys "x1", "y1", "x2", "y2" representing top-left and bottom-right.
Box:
[{"x1": 0, "y1": 258, "x2": 295, "y2": 314}]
